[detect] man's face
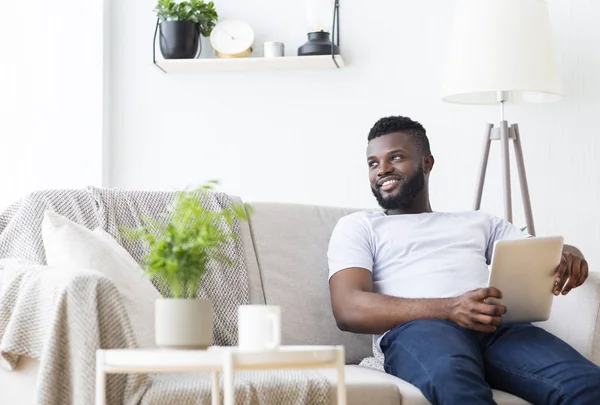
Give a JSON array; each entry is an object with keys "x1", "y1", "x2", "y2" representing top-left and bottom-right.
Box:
[{"x1": 366, "y1": 132, "x2": 426, "y2": 211}]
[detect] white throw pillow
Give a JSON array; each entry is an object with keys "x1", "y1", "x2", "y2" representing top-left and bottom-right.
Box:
[{"x1": 41, "y1": 210, "x2": 161, "y2": 348}]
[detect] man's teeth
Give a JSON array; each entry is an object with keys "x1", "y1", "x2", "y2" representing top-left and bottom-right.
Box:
[{"x1": 382, "y1": 179, "x2": 398, "y2": 187}]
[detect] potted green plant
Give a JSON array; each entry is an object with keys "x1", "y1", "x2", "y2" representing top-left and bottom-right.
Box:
[
  {"x1": 122, "y1": 181, "x2": 250, "y2": 349},
  {"x1": 154, "y1": 0, "x2": 219, "y2": 59}
]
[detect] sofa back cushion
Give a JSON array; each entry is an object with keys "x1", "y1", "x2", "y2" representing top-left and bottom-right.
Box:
[{"x1": 246, "y1": 202, "x2": 373, "y2": 364}]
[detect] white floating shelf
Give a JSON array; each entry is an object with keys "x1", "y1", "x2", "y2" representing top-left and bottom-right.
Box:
[{"x1": 154, "y1": 54, "x2": 345, "y2": 74}]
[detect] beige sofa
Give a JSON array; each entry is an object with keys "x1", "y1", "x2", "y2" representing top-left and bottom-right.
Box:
[{"x1": 1, "y1": 197, "x2": 599, "y2": 405}]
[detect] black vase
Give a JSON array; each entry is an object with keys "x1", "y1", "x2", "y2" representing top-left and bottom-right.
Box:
[
  {"x1": 159, "y1": 21, "x2": 201, "y2": 59},
  {"x1": 297, "y1": 31, "x2": 340, "y2": 56}
]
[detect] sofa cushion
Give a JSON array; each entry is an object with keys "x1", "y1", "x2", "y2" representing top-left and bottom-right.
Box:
[
  {"x1": 317, "y1": 365, "x2": 531, "y2": 405},
  {"x1": 318, "y1": 365, "x2": 403, "y2": 405},
  {"x1": 245, "y1": 202, "x2": 372, "y2": 364},
  {"x1": 41, "y1": 210, "x2": 161, "y2": 348}
]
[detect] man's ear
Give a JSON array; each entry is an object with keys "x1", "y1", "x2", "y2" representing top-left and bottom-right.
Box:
[{"x1": 423, "y1": 154, "x2": 435, "y2": 174}]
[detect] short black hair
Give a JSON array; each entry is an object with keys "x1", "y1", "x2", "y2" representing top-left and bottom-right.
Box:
[{"x1": 367, "y1": 116, "x2": 431, "y2": 156}]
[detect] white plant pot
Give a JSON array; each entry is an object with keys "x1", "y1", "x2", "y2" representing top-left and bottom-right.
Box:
[{"x1": 155, "y1": 298, "x2": 214, "y2": 350}]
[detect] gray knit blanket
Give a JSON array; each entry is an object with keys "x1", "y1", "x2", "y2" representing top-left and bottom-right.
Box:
[{"x1": 0, "y1": 187, "x2": 330, "y2": 405}]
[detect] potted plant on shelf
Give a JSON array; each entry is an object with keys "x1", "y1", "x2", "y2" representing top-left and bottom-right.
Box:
[
  {"x1": 122, "y1": 181, "x2": 251, "y2": 349},
  {"x1": 154, "y1": 0, "x2": 219, "y2": 59}
]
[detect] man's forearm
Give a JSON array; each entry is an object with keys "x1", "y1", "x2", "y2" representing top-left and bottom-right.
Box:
[{"x1": 338, "y1": 290, "x2": 455, "y2": 335}]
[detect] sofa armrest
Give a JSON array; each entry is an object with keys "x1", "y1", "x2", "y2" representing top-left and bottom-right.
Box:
[{"x1": 536, "y1": 271, "x2": 600, "y2": 364}]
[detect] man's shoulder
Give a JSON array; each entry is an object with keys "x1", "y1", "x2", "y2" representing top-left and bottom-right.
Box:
[
  {"x1": 447, "y1": 210, "x2": 527, "y2": 238},
  {"x1": 464, "y1": 209, "x2": 509, "y2": 227},
  {"x1": 431, "y1": 210, "x2": 504, "y2": 232}
]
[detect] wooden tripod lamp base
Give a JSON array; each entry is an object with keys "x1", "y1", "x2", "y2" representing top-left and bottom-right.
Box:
[{"x1": 473, "y1": 121, "x2": 536, "y2": 236}]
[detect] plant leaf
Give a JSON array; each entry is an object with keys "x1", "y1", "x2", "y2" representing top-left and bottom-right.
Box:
[{"x1": 119, "y1": 181, "x2": 250, "y2": 298}]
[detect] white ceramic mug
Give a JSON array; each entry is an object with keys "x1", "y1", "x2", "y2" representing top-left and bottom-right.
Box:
[{"x1": 238, "y1": 305, "x2": 281, "y2": 351}]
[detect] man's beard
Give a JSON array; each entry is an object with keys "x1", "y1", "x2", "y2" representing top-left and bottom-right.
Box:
[{"x1": 371, "y1": 167, "x2": 425, "y2": 211}]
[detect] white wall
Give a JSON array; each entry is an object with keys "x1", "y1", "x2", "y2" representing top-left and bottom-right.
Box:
[
  {"x1": 0, "y1": 0, "x2": 107, "y2": 210},
  {"x1": 110, "y1": 0, "x2": 600, "y2": 268}
]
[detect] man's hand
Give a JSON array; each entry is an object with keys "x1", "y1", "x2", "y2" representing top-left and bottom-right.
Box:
[
  {"x1": 554, "y1": 250, "x2": 589, "y2": 296},
  {"x1": 447, "y1": 288, "x2": 507, "y2": 333}
]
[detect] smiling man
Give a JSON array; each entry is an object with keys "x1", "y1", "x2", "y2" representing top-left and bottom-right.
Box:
[{"x1": 327, "y1": 116, "x2": 600, "y2": 405}]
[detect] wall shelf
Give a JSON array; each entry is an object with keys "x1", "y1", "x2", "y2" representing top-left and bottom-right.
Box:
[{"x1": 154, "y1": 54, "x2": 345, "y2": 74}]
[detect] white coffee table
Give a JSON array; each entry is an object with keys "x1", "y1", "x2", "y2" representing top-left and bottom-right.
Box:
[{"x1": 96, "y1": 345, "x2": 346, "y2": 405}]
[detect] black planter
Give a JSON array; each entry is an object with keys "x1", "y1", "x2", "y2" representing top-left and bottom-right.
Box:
[
  {"x1": 159, "y1": 21, "x2": 201, "y2": 59},
  {"x1": 298, "y1": 31, "x2": 340, "y2": 56}
]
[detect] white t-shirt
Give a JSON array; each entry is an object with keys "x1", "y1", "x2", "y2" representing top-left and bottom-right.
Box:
[{"x1": 327, "y1": 210, "x2": 530, "y2": 349}]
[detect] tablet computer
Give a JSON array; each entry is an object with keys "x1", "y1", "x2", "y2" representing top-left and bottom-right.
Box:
[{"x1": 487, "y1": 236, "x2": 564, "y2": 324}]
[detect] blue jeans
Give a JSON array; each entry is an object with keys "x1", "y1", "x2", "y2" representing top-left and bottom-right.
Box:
[{"x1": 380, "y1": 320, "x2": 600, "y2": 405}]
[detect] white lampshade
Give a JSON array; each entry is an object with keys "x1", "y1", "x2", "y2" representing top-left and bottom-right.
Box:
[{"x1": 442, "y1": 0, "x2": 562, "y2": 105}]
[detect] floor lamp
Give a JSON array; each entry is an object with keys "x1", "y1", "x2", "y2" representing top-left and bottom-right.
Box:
[{"x1": 441, "y1": 0, "x2": 563, "y2": 236}]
